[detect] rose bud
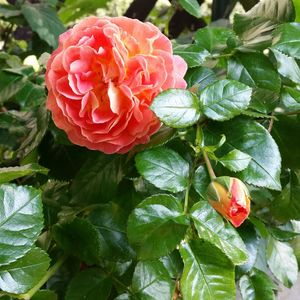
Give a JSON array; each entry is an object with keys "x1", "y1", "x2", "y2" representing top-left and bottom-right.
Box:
[
  {"x1": 45, "y1": 16, "x2": 187, "y2": 154},
  {"x1": 207, "y1": 176, "x2": 250, "y2": 227}
]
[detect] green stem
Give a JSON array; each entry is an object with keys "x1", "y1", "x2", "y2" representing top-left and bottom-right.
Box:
[
  {"x1": 18, "y1": 255, "x2": 67, "y2": 300},
  {"x1": 203, "y1": 151, "x2": 216, "y2": 180},
  {"x1": 184, "y1": 182, "x2": 191, "y2": 215}
]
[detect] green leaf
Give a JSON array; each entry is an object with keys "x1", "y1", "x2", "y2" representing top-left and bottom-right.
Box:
[
  {"x1": 31, "y1": 290, "x2": 57, "y2": 300},
  {"x1": 151, "y1": 89, "x2": 201, "y2": 128},
  {"x1": 173, "y1": 44, "x2": 209, "y2": 67},
  {"x1": 294, "y1": 0, "x2": 300, "y2": 22},
  {"x1": 218, "y1": 149, "x2": 251, "y2": 172},
  {"x1": 178, "y1": 0, "x2": 201, "y2": 18},
  {"x1": 71, "y1": 154, "x2": 124, "y2": 204},
  {"x1": 0, "y1": 4, "x2": 21, "y2": 18},
  {"x1": 0, "y1": 184, "x2": 43, "y2": 265},
  {"x1": 21, "y1": 3, "x2": 65, "y2": 48},
  {"x1": 88, "y1": 203, "x2": 135, "y2": 261},
  {"x1": 160, "y1": 250, "x2": 183, "y2": 279},
  {"x1": 180, "y1": 239, "x2": 235, "y2": 300},
  {"x1": 207, "y1": 118, "x2": 282, "y2": 190},
  {"x1": 237, "y1": 224, "x2": 260, "y2": 274},
  {"x1": 59, "y1": 0, "x2": 107, "y2": 23},
  {"x1": 272, "y1": 116, "x2": 300, "y2": 169},
  {"x1": 279, "y1": 86, "x2": 300, "y2": 113},
  {"x1": 228, "y1": 52, "x2": 281, "y2": 93},
  {"x1": 192, "y1": 165, "x2": 210, "y2": 199},
  {"x1": 0, "y1": 248, "x2": 50, "y2": 294},
  {"x1": 0, "y1": 163, "x2": 48, "y2": 184},
  {"x1": 19, "y1": 105, "x2": 49, "y2": 157},
  {"x1": 269, "y1": 227, "x2": 300, "y2": 241},
  {"x1": 31, "y1": 290, "x2": 58, "y2": 300},
  {"x1": 185, "y1": 67, "x2": 217, "y2": 90},
  {"x1": 271, "y1": 49, "x2": 300, "y2": 83},
  {"x1": 266, "y1": 237, "x2": 298, "y2": 287},
  {"x1": 0, "y1": 71, "x2": 25, "y2": 104},
  {"x1": 200, "y1": 79, "x2": 252, "y2": 121},
  {"x1": 14, "y1": 81, "x2": 46, "y2": 110},
  {"x1": 131, "y1": 260, "x2": 175, "y2": 299},
  {"x1": 53, "y1": 217, "x2": 102, "y2": 265},
  {"x1": 272, "y1": 22, "x2": 300, "y2": 59},
  {"x1": 270, "y1": 171, "x2": 300, "y2": 222},
  {"x1": 239, "y1": 268, "x2": 276, "y2": 300},
  {"x1": 191, "y1": 201, "x2": 248, "y2": 265},
  {"x1": 65, "y1": 268, "x2": 112, "y2": 300},
  {"x1": 195, "y1": 27, "x2": 236, "y2": 53},
  {"x1": 127, "y1": 194, "x2": 188, "y2": 259},
  {"x1": 233, "y1": 0, "x2": 295, "y2": 50},
  {"x1": 135, "y1": 147, "x2": 189, "y2": 193}
]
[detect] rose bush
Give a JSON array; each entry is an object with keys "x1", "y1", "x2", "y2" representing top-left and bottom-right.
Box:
[
  {"x1": 1, "y1": 0, "x2": 300, "y2": 299},
  {"x1": 45, "y1": 16, "x2": 187, "y2": 154}
]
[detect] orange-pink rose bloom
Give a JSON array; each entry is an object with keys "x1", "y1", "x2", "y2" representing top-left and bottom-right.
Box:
[{"x1": 45, "y1": 16, "x2": 187, "y2": 154}]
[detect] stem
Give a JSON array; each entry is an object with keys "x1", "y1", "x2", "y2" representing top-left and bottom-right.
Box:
[
  {"x1": 268, "y1": 113, "x2": 274, "y2": 133},
  {"x1": 203, "y1": 151, "x2": 216, "y2": 180},
  {"x1": 18, "y1": 255, "x2": 67, "y2": 300},
  {"x1": 184, "y1": 182, "x2": 191, "y2": 215}
]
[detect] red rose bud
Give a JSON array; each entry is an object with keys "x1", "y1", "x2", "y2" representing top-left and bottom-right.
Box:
[{"x1": 207, "y1": 176, "x2": 250, "y2": 227}]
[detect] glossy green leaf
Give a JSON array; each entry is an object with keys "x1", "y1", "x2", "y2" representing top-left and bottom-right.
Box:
[
  {"x1": 0, "y1": 163, "x2": 48, "y2": 184},
  {"x1": 160, "y1": 250, "x2": 183, "y2": 279},
  {"x1": 65, "y1": 268, "x2": 112, "y2": 300},
  {"x1": 53, "y1": 217, "x2": 102, "y2": 265},
  {"x1": 151, "y1": 89, "x2": 201, "y2": 128},
  {"x1": 71, "y1": 154, "x2": 124, "y2": 204},
  {"x1": 271, "y1": 49, "x2": 300, "y2": 83},
  {"x1": 127, "y1": 194, "x2": 188, "y2": 259},
  {"x1": 271, "y1": 171, "x2": 300, "y2": 222},
  {"x1": 185, "y1": 67, "x2": 217, "y2": 90},
  {"x1": 272, "y1": 115, "x2": 300, "y2": 169},
  {"x1": 195, "y1": 27, "x2": 236, "y2": 53},
  {"x1": 135, "y1": 147, "x2": 189, "y2": 193},
  {"x1": 239, "y1": 268, "x2": 276, "y2": 300},
  {"x1": 266, "y1": 237, "x2": 298, "y2": 287},
  {"x1": 21, "y1": 3, "x2": 65, "y2": 48},
  {"x1": 173, "y1": 44, "x2": 209, "y2": 67},
  {"x1": 131, "y1": 260, "x2": 175, "y2": 299},
  {"x1": 193, "y1": 165, "x2": 210, "y2": 199},
  {"x1": 237, "y1": 224, "x2": 260, "y2": 274},
  {"x1": 200, "y1": 79, "x2": 252, "y2": 121},
  {"x1": 191, "y1": 201, "x2": 248, "y2": 265},
  {"x1": 0, "y1": 184, "x2": 43, "y2": 265},
  {"x1": 272, "y1": 22, "x2": 300, "y2": 59},
  {"x1": 207, "y1": 118, "x2": 282, "y2": 190},
  {"x1": 0, "y1": 248, "x2": 50, "y2": 294},
  {"x1": 279, "y1": 86, "x2": 300, "y2": 112},
  {"x1": 218, "y1": 149, "x2": 251, "y2": 172},
  {"x1": 178, "y1": 0, "x2": 201, "y2": 18},
  {"x1": 180, "y1": 239, "x2": 235, "y2": 300},
  {"x1": 88, "y1": 203, "x2": 135, "y2": 261},
  {"x1": 228, "y1": 52, "x2": 281, "y2": 93}
]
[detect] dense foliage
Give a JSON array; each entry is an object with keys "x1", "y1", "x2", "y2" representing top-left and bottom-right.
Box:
[{"x1": 0, "y1": 0, "x2": 300, "y2": 299}]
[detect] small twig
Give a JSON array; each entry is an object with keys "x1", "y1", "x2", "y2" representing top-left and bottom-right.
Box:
[
  {"x1": 268, "y1": 112, "x2": 275, "y2": 133},
  {"x1": 203, "y1": 151, "x2": 216, "y2": 180}
]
